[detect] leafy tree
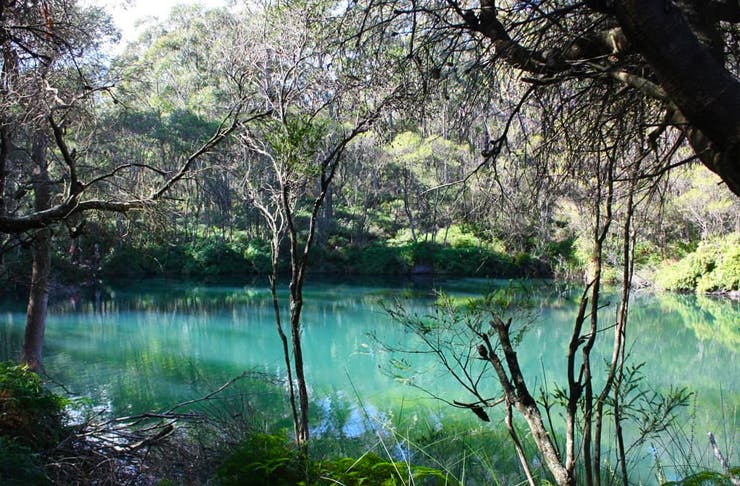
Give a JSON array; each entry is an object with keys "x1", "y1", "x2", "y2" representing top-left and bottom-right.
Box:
[
  {"x1": 0, "y1": 0, "x2": 259, "y2": 370},
  {"x1": 379, "y1": 131, "x2": 473, "y2": 243},
  {"x1": 348, "y1": 0, "x2": 740, "y2": 197},
  {"x1": 230, "y1": 0, "x2": 404, "y2": 446},
  {"x1": 668, "y1": 166, "x2": 740, "y2": 240}
]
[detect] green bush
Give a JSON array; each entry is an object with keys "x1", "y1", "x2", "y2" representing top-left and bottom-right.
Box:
[
  {"x1": 352, "y1": 243, "x2": 410, "y2": 275},
  {"x1": 185, "y1": 239, "x2": 247, "y2": 276},
  {"x1": 697, "y1": 235, "x2": 740, "y2": 293},
  {"x1": 333, "y1": 240, "x2": 529, "y2": 277},
  {"x1": 216, "y1": 433, "x2": 306, "y2": 486},
  {"x1": 662, "y1": 468, "x2": 740, "y2": 485},
  {"x1": 656, "y1": 232, "x2": 740, "y2": 293},
  {"x1": 0, "y1": 362, "x2": 66, "y2": 449},
  {"x1": 320, "y1": 452, "x2": 449, "y2": 485},
  {"x1": 243, "y1": 239, "x2": 273, "y2": 273},
  {"x1": 216, "y1": 433, "x2": 452, "y2": 486},
  {"x1": 0, "y1": 437, "x2": 49, "y2": 485}
]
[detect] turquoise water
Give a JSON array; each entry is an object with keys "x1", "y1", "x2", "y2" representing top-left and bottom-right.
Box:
[{"x1": 1, "y1": 277, "x2": 737, "y2": 480}]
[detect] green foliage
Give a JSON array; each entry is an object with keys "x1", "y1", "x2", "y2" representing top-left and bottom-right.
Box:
[
  {"x1": 243, "y1": 239, "x2": 273, "y2": 273},
  {"x1": 264, "y1": 115, "x2": 328, "y2": 176},
  {"x1": 655, "y1": 233, "x2": 740, "y2": 293},
  {"x1": 185, "y1": 238, "x2": 246, "y2": 276},
  {"x1": 0, "y1": 362, "x2": 66, "y2": 449},
  {"x1": 667, "y1": 165, "x2": 740, "y2": 240},
  {"x1": 93, "y1": 229, "x2": 549, "y2": 278},
  {"x1": 349, "y1": 243, "x2": 411, "y2": 275},
  {"x1": 100, "y1": 231, "x2": 276, "y2": 277},
  {"x1": 320, "y1": 452, "x2": 450, "y2": 485},
  {"x1": 341, "y1": 240, "x2": 522, "y2": 276},
  {"x1": 216, "y1": 433, "x2": 452, "y2": 486},
  {"x1": 164, "y1": 109, "x2": 221, "y2": 147},
  {"x1": 0, "y1": 437, "x2": 49, "y2": 485},
  {"x1": 216, "y1": 433, "x2": 307, "y2": 486},
  {"x1": 662, "y1": 468, "x2": 740, "y2": 485}
]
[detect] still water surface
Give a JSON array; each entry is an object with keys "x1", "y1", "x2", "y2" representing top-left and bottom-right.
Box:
[{"x1": 0, "y1": 277, "x2": 737, "y2": 477}]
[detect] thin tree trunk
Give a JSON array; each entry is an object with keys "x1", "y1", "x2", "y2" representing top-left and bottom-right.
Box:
[
  {"x1": 401, "y1": 169, "x2": 417, "y2": 242},
  {"x1": 489, "y1": 317, "x2": 573, "y2": 485},
  {"x1": 271, "y1": 259, "x2": 300, "y2": 441},
  {"x1": 283, "y1": 179, "x2": 311, "y2": 446},
  {"x1": 594, "y1": 162, "x2": 638, "y2": 485},
  {"x1": 289, "y1": 289, "x2": 309, "y2": 444},
  {"x1": 21, "y1": 131, "x2": 51, "y2": 371}
]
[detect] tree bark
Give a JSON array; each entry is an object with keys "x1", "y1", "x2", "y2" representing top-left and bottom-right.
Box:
[
  {"x1": 490, "y1": 317, "x2": 573, "y2": 485},
  {"x1": 289, "y1": 293, "x2": 310, "y2": 445},
  {"x1": 614, "y1": 0, "x2": 740, "y2": 196},
  {"x1": 0, "y1": 124, "x2": 8, "y2": 274},
  {"x1": 21, "y1": 131, "x2": 51, "y2": 371}
]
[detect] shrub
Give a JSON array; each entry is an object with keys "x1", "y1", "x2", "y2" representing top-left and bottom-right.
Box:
[
  {"x1": 697, "y1": 235, "x2": 740, "y2": 293},
  {"x1": 186, "y1": 239, "x2": 246, "y2": 276},
  {"x1": 353, "y1": 244, "x2": 410, "y2": 275},
  {"x1": 321, "y1": 452, "x2": 449, "y2": 485},
  {"x1": 0, "y1": 362, "x2": 66, "y2": 449},
  {"x1": 0, "y1": 436, "x2": 49, "y2": 485},
  {"x1": 243, "y1": 239, "x2": 273, "y2": 274},
  {"x1": 662, "y1": 468, "x2": 740, "y2": 485},
  {"x1": 216, "y1": 433, "x2": 452, "y2": 486},
  {"x1": 656, "y1": 232, "x2": 740, "y2": 293},
  {"x1": 216, "y1": 433, "x2": 307, "y2": 486}
]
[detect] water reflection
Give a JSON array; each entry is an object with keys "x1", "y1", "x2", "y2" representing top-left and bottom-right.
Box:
[{"x1": 0, "y1": 279, "x2": 737, "y2": 457}]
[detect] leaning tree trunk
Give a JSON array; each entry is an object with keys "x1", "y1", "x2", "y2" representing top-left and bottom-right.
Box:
[
  {"x1": 614, "y1": 0, "x2": 740, "y2": 197},
  {"x1": 21, "y1": 131, "x2": 51, "y2": 371}
]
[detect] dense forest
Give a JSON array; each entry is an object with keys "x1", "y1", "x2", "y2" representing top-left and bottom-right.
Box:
[{"x1": 1, "y1": 0, "x2": 738, "y2": 485}]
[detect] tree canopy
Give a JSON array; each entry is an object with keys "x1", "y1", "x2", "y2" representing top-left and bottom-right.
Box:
[{"x1": 348, "y1": 0, "x2": 740, "y2": 195}]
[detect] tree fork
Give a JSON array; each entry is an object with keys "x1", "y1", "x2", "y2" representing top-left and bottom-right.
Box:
[{"x1": 614, "y1": 0, "x2": 740, "y2": 196}]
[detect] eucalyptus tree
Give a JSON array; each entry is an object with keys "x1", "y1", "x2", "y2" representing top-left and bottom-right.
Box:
[
  {"x1": 334, "y1": 0, "x2": 740, "y2": 484},
  {"x1": 108, "y1": 5, "x2": 251, "y2": 242},
  {"x1": 347, "y1": 0, "x2": 740, "y2": 197},
  {"x1": 219, "y1": 0, "x2": 404, "y2": 446},
  {"x1": 0, "y1": 1, "x2": 257, "y2": 370},
  {"x1": 377, "y1": 131, "x2": 474, "y2": 242}
]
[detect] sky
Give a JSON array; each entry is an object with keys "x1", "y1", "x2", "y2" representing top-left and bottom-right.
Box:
[{"x1": 88, "y1": 0, "x2": 230, "y2": 53}]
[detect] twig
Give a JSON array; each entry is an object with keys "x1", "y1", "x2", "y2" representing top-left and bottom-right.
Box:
[
  {"x1": 165, "y1": 371, "x2": 251, "y2": 415},
  {"x1": 708, "y1": 432, "x2": 740, "y2": 486}
]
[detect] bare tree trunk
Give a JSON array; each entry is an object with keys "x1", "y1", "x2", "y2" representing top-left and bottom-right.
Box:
[
  {"x1": 21, "y1": 130, "x2": 51, "y2": 371},
  {"x1": 0, "y1": 124, "x2": 8, "y2": 274},
  {"x1": 289, "y1": 287, "x2": 310, "y2": 444},
  {"x1": 0, "y1": 125, "x2": 7, "y2": 217},
  {"x1": 283, "y1": 180, "x2": 311, "y2": 446},
  {"x1": 594, "y1": 163, "x2": 638, "y2": 486},
  {"x1": 270, "y1": 257, "x2": 300, "y2": 442},
  {"x1": 401, "y1": 169, "x2": 417, "y2": 242},
  {"x1": 481, "y1": 318, "x2": 573, "y2": 485}
]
